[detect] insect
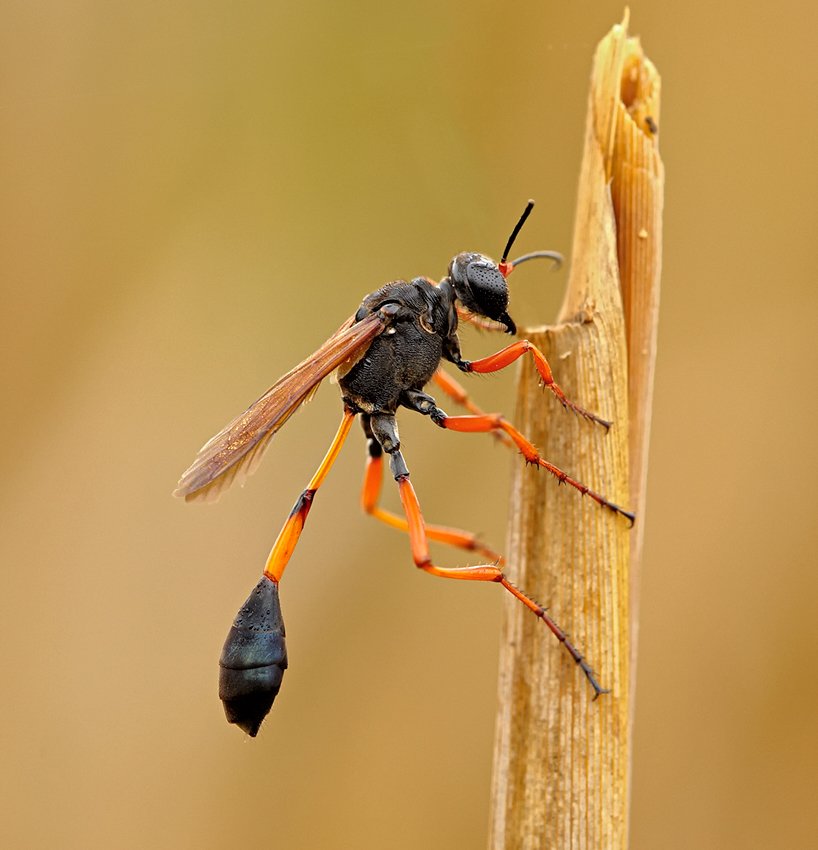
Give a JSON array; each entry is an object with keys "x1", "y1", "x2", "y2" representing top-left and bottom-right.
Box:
[{"x1": 175, "y1": 201, "x2": 634, "y2": 736}]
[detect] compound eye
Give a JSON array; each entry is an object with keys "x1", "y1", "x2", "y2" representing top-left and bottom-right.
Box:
[
  {"x1": 467, "y1": 262, "x2": 505, "y2": 288},
  {"x1": 466, "y1": 262, "x2": 508, "y2": 319}
]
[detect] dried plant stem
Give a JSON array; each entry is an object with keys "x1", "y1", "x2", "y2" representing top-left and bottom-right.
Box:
[{"x1": 489, "y1": 11, "x2": 663, "y2": 849}]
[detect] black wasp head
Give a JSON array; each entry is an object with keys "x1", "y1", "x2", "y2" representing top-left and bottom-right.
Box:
[
  {"x1": 446, "y1": 202, "x2": 563, "y2": 336},
  {"x1": 448, "y1": 252, "x2": 516, "y2": 335}
]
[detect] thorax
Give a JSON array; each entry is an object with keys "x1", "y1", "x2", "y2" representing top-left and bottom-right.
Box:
[{"x1": 338, "y1": 278, "x2": 457, "y2": 414}]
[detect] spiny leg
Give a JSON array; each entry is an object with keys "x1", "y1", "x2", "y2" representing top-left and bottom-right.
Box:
[
  {"x1": 432, "y1": 368, "x2": 489, "y2": 417},
  {"x1": 400, "y1": 390, "x2": 633, "y2": 524},
  {"x1": 430, "y1": 410, "x2": 634, "y2": 525},
  {"x1": 359, "y1": 415, "x2": 504, "y2": 562},
  {"x1": 264, "y1": 408, "x2": 356, "y2": 582},
  {"x1": 460, "y1": 339, "x2": 612, "y2": 429},
  {"x1": 431, "y1": 369, "x2": 513, "y2": 448},
  {"x1": 384, "y1": 442, "x2": 608, "y2": 698}
]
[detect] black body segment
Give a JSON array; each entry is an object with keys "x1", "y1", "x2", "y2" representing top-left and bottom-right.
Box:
[
  {"x1": 340, "y1": 278, "x2": 459, "y2": 414},
  {"x1": 218, "y1": 575, "x2": 288, "y2": 737}
]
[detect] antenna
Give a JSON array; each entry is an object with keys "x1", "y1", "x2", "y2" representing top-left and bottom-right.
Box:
[
  {"x1": 509, "y1": 250, "x2": 563, "y2": 270},
  {"x1": 498, "y1": 200, "x2": 564, "y2": 278},
  {"x1": 500, "y1": 200, "x2": 535, "y2": 265}
]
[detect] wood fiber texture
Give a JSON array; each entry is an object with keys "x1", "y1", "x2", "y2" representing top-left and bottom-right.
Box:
[{"x1": 490, "y1": 12, "x2": 663, "y2": 849}]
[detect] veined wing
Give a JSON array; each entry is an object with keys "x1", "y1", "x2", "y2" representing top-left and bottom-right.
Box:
[{"x1": 174, "y1": 311, "x2": 386, "y2": 503}]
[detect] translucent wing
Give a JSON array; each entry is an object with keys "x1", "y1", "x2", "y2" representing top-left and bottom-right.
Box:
[{"x1": 174, "y1": 312, "x2": 385, "y2": 503}]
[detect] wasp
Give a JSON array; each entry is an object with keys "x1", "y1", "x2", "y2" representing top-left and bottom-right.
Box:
[{"x1": 175, "y1": 201, "x2": 633, "y2": 736}]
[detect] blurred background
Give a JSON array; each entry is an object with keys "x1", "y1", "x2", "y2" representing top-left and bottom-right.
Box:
[{"x1": 2, "y1": 1, "x2": 816, "y2": 848}]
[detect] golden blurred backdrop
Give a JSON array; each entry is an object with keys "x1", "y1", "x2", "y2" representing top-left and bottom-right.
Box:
[{"x1": 2, "y1": 2, "x2": 817, "y2": 848}]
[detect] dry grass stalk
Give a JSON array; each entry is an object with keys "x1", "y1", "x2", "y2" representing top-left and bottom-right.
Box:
[{"x1": 489, "y1": 11, "x2": 663, "y2": 849}]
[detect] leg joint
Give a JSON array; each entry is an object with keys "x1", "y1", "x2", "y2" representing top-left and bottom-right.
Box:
[
  {"x1": 430, "y1": 407, "x2": 447, "y2": 427},
  {"x1": 389, "y1": 449, "x2": 410, "y2": 481},
  {"x1": 289, "y1": 488, "x2": 315, "y2": 518},
  {"x1": 370, "y1": 412, "x2": 400, "y2": 454}
]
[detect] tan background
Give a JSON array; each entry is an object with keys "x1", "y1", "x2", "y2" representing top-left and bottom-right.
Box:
[{"x1": 2, "y1": 2, "x2": 816, "y2": 848}]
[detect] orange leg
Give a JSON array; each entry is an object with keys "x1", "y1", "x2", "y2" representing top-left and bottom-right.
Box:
[
  {"x1": 396, "y1": 473, "x2": 608, "y2": 698},
  {"x1": 431, "y1": 369, "x2": 513, "y2": 448},
  {"x1": 264, "y1": 410, "x2": 356, "y2": 582},
  {"x1": 360, "y1": 452, "x2": 504, "y2": 563},
  {"x1": 464, "y1": 339, "x2": 611, "y2": 429},
  {"x1": 435, "y1": 413, "x2": 634, "y2": 524}
]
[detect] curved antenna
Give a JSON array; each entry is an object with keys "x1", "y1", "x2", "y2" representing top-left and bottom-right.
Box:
[
  {"x1": 500, "y1": 200, "x2": 535, "y2": 265},
  {"x1": 509, "y1": 250, "x2": 563, "y2": 270}
]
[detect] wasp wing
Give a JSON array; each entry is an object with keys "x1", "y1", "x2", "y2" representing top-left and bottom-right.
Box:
[{"x1": 174, "y1": 312, "x2": 384, "y2": 503}]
